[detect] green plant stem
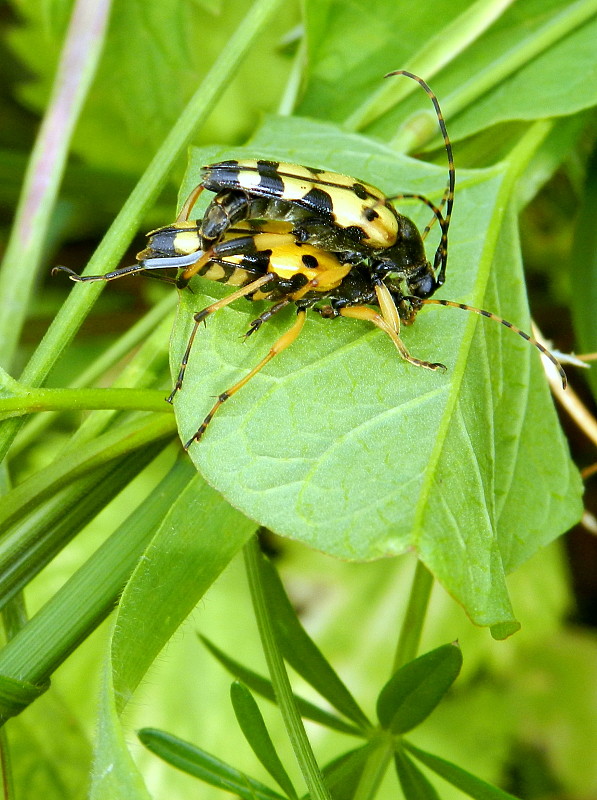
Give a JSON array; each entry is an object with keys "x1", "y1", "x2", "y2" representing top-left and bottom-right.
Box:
[
  {"x1": 0, "y1": 458, "x2": 193, "y2": 711},
  {"x1": 393, "y1": 560, "x2": 434, "y2": 672},
  {"x1": 0, "y1": 0, "x2": 113, "y2": 372},
  {"x1": 344, "y1": 0, "x2": 516, "y2": 131},
  {"x1": 390, "y1": 0, "x2": 597, "y2": 151},
  {"x1": 11, "y1": 293, "x2": 176, "y2": 456},
  {"x1": 0, "y1": 0, "x2": 285, "y2": 462},
  {"x1": 0, "y1": 590, "x2": 22, "y2": 799},
  {"x1": 0, "y1": 727, "x2": 14, "y2": 800},
  {"x1": 278, "y1": 29, "x2": 307, "y2": 116},
  {"x1": 353, "y1": 737, "x2": 393, "y2": 800},
  {"x1": 244, "y1": 538, "x2": 332, "y2": 800},
  {"x1": 0, "y1": 387, "x2": 170, "y2": 418}
]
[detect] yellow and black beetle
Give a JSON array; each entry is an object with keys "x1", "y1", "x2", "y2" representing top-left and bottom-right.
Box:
[
  {"x1": 167, "y1": 71, "x2": 453, "y2": 305},
  {"x1": 54, "y1": 72, "x2": 566, "y2": 446}
]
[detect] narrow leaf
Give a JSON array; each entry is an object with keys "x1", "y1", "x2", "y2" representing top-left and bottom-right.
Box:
[
  {"x1": 230, "y1": 681, "x2": 298, "y2": 800},
  {"x1": 394, "y1": 749, "x2": 440, "y2": 800},
  {"x1": 404, "y1": 742, "x2": 522, "y2": 800},
  {"x1": 259, "y1": 556, "x2": 371, "y2": 730},
  {"x1": 322, "y1": 743, "x2": 383, "y2": 800},
  {"x1": 200, "y1": 635, "x2": 362, "y2": 736},
  {"x1": 377, "y1": 643, "x2": 462, "y2": 733},
  {"x1": 138, "y1": 728, "x2": 285, "y2": 800}
]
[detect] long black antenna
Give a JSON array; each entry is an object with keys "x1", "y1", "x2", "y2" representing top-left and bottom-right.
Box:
[{"x1": 385, "y1": 70, "x2": 454, "y2": 287}]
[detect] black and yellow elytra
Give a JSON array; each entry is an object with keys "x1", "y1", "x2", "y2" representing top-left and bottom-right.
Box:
[{"x1": 52, "y1": 72, "x2": 566, "y2": 446}]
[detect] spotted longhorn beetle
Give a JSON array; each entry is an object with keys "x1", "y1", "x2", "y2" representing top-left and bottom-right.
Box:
[{"x1": 54, "y1": 72, "x2": 566, "y2": 447}]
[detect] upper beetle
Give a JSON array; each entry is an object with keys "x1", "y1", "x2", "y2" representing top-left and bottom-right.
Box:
[{"x1": 139, "y1": 71, "x2": 454, "y2": 304}]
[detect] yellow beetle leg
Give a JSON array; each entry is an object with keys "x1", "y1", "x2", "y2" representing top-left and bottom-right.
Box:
[
  {"x1": 185, "y1": 309, "x2": 307, "y2": 447},
  {"x1": 339, "y1": 305, "x2": 445, "y2": 372},
  {"x1": 167, "y1": 273, "x2": 275, "y2": 403},
  {"x1": 176, "y1": 184, "x2": 206, "y2": 222}
]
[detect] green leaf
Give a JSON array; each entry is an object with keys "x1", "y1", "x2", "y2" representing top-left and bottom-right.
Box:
[
  {"x1": 404, "y1": 741, "x2": 522, "y2": 800},
  {"x1": 7, "y1": 691, "x2": 92, "y2": 800},
  {"x1": 394, "y1": 748, "x2": 440, "y2": 800},
  {"x1": 299, "y1": 0, "x2": 597, "y2": 147},
  {"x1": 0, "y1": 454, "x2": 190, "y2": 709},
  {"x1": 169, "y1": 116, "x2": 582, "y2": 630},
  {"x1": 299, "y1": 0, "x2": 472, "y2": 123},
  {"x1": 0, "y1": 443, "x2": 164, "y2": 611},
  {"x1": 321, "y1": 743, "x2": 382, "y2": 800},
  {"x1": 200, "y1": 635, "x2": 363, "y2": 736},
  {"x1": 377, "y1": 643, "x2": 462, "y2": 733},
  {"x1": 138, "y1": 728, "x2": 286, "y2": 800},
  {"x1": 230, "y1": 681, "x2": 298, "y2": 800},
  {"x1": 89, "y1": 467, "x2": 256, "y2": 799}
]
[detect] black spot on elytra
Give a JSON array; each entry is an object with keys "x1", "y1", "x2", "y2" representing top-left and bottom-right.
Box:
[
  {"x1": 301, "y1": 253, "x2": 319, "y2": 269},
  {"x1": 364, "y1": 207, "x2": 379, "y2": 221},
  {"x1": 300, "y1": 187, "x2": 335, "y2": 221},
  {"x1": 352, "y1": 183, "x2": 369, "y2": 200}
]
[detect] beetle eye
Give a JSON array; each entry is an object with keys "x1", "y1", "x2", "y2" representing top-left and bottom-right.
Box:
[{"x1": 411, "y1": 272, "x2": 436, "y2": 298}]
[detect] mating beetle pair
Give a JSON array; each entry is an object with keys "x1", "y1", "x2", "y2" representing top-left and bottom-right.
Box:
[{"x1": 55, "y1": 71, "x2": 566, "y2": 448}]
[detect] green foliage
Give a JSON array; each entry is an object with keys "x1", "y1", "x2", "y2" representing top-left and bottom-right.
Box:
[
  {"x1": 0, "y1": 0, "x2": 596, "y2": 798},
  {"x1": 8, "y1": 0, "x2": 299, "y2": 175},
  {"x1": 138, "y1": 565, "x2": 517, "y2": 799},
  {"x1": 173, "y1": 122, "x2": 581, "y2": 634},
  {"x1": 376, "y1": 644, "x2": 462, "y2": 733},
  {"x1": 230, "y1": 681, "x2": 299, "y2": 799}
]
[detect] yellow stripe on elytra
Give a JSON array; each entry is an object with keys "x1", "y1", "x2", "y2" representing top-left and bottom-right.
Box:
[{"x1": 173, "y1": 230, "x2": 202, "y2": 255}]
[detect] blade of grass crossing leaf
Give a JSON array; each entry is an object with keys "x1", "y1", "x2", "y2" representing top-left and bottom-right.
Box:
[
  {"x1": 200, "y1": 636, "x2": 363, "y2": 736},
  {"x1": 260, "y1": 556, "x2": 371, "y2": 731},
  {"x1": 138, "y1": 728, "x2": 286, "y2": 800},
  {"x1": 377, "y1": 643, "x2": 462, "y2": 733},
  {"x1": 394, "y1": 749, "x2": 440, "y2": 800},
  {"x1": 0, "y1": 0, "x2": 287, "y2": 463},
  {"x1": 230, "y1": 681, "x2": 298, "y2": 800},
  {"x1": 403, "y1": 742, "x2": 522, "y2": 800}
]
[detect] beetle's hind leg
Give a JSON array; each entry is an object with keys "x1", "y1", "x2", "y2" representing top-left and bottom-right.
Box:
[
  {"x1": 184, "y1": 308, "x2": 307, "y2": 448},
  {"x1": 339, "y1": 279, "x2": 445, "y2": 372},
  {"x1": 166, "y1": 273, "x2": 275, "y2": 404}
]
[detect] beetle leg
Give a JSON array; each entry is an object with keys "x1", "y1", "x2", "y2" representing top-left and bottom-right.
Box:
[
  {"x1": 244, "y1": 298, "x2": 293, "y2": 338},
  {"x1": 373, "y1": 280, "x2": 401, "y2": 334},
  {"x1": 166, "y1": 273, "x2": 276, "y2": 403},
  {"x1": 176, "y1": 184, "x2": 206, "y2": 222},
  {"x1": 339, "y1": 304, "x2": 446, "y2": 372},
  {"x1": 184, "y1": 309, "x2": 307, "y2": 448}
]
